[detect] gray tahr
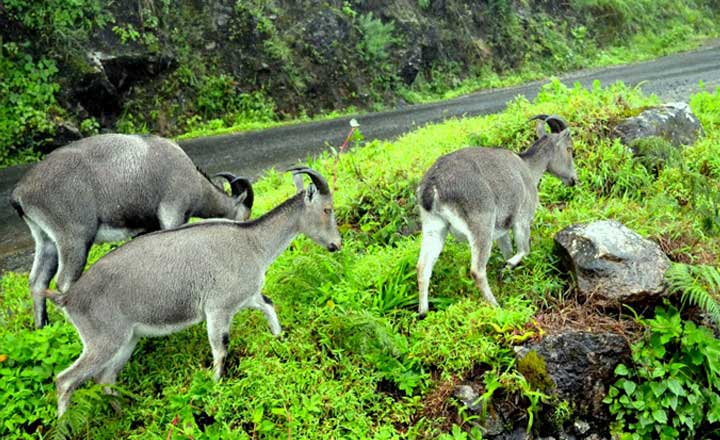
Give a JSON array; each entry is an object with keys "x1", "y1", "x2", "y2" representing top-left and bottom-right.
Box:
[
  {"x1": 415, "y1": 115, "x2": 578, "y2": 315},
  {"x1": 45, "y1": 167, "x2": 340, "y2": 417},
  {"x1": 10, "y1": 134, "x2": 253, "y2": 328}
]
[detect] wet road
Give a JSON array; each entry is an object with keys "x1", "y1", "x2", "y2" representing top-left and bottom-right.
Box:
[{"x1": 2, "y1": 42, "x2": 719, "y2": 273}]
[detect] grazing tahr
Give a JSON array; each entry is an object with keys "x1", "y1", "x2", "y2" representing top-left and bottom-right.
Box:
[
  {"x1": 10, "y1": 134, "x2": 253, "y2": 328},
  {"x1": 416, "y1": 115, "x2": 578, "y2": 316},
  {"x1": 46, "y1": 167, "x2": 341, "y2": 417}
]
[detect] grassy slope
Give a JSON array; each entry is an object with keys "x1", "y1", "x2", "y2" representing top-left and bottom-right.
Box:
[{"x1": 1, "y1": 82, "x2": 719, "y2": 439}]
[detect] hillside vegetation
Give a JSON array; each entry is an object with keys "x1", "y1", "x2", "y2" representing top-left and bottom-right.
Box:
[
  {"x1": 1, "y1": 81, "x2": 719, "y2": 438},
  {"x1": 1, "y1": 0, "x2": 719, "y2": 166}
]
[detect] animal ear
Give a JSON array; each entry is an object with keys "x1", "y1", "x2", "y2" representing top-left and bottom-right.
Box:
[
  {"x1": 560, "y1": 128, "x2": 571, "y2": 138},
  {"x1": 305, "y1": 183, "x2": 317, "y2": 202},
  {"x1": 233, "y1": 189, "x2": 251, "y2": 209},
  {"x1": 535, "y1": 120, "x2": 547, "y2": 138},
  {"x1": 293, "y1": 173, "x2": 305, "y2": 193},
  {"x1": 230, "y1": 177, "x2": 254, "y2": 209}
]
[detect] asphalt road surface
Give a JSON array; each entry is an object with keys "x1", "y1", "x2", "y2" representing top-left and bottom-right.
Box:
[{"x1": 2, "y1": 42, "x2": 719, "y2": 273}]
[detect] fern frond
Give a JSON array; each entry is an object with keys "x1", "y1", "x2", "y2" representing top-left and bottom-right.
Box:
[
  {"x1": 666, "y1": 263, "x2": 720, "y2": 326},
  {"x1": 48, "y1": 385, "x2": 108, "y2": 440}
]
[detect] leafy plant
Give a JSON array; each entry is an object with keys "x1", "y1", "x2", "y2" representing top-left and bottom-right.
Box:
[
  {"x1": 0, "y1": 43, "x2": 59, "y2": 166},
  {"x1": 112, "y1": 23, "x2": 141, "y2": 43},
  {"x1": 666, "y1": 263, "x2": 720, "y2": 326},
  {"x1": 79, "y1": 117, "x2": 100, "y2": 136},
  {"x1": 604, "y1": 304, "x2": 720, "y2": 439},
  {"x1": 356, "y1": 13, "x2": 399, "y2": 63},
  {"x1": 0, "y1": 323, "x2": 81, "y2": 438}
]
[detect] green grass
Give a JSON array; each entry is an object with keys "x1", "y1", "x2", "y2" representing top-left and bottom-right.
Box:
[
  {"x1": 175, "y1": 107, "x2": 360, "y2": 141},
  {"x1": 1, "y1": 81, "x2": 719, "y2": 438}
]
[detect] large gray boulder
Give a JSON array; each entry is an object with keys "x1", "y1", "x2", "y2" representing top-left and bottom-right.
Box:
[
  {"x1": 612, "y1": 102, "x2": 704, "y2": 150},
  {"x1": 554, "y1": 220, "x2": 670, "y2": 304}
]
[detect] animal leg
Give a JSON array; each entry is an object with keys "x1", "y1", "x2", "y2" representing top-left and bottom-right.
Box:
[
  {"x1": 467, "y1": 215, "x2": 499, "y2": 307},
  {"x1": 206, "y1": 312, "x2": 233, "y2": 381},
  {"x1": 506, "y1": 222, "x2": 531, "y2": 269},
  {"x1": 94, "y1": 335, "x2": 138, "y2": 396},
  {"x1": 55, "y1": 234, "x2": 93, "y2": 293},
  {"x1": 416, "y1": 212, "x2": 448, "y2": 317},
  {"x1": 248, "y1": 294, "x2": 282, "y2": 337},
  {"x1": 158, "y1": 202, "x2": 187, "y2": 230},
  {"x1": 26, "y1": 219, "x2": 58, "y2": 328},
  {"x1": 496, "y1": 233, "x2": 514, "y2": 260},
  {"x1": 56, "y1": 341, "x2": 122, "y2": 417}
]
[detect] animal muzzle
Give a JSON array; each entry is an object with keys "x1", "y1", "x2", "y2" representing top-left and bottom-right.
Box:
[{"x1": 327, "y1": 242, "x2": 341, "y2": 252}]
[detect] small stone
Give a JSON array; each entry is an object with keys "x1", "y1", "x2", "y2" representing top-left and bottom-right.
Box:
[
  {"x1": 573, "y1": 419, "x2": 590, "y2": 434},
  {"x1": 453, "y1": 384, "x2": 481, "y2": 411}
]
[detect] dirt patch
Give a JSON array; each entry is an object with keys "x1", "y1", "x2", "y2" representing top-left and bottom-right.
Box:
[
  {"x1": 414, "y1": 375, "x2": 462, "y2": 433},
  {"x1": 531, "y1": 291, "x2": 644, "y2": 343},
  {"x1": 655, "y1": 233, "x2": 718, "y2": 265}
]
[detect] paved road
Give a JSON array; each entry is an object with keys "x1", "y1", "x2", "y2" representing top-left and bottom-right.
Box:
[{"x1": 2, "y1": 42, "x2": 719, "y2": 273}]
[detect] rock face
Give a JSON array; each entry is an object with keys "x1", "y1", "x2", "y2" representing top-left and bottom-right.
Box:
[
  {"x1": 612, "y1": 102, "x2": 704, "y2": 149},
  {"x1": 517, "y1": 331, "x2": 631, "y2": 437},
  {"x1": 554, "y1": 220, "x2": 670, "y2": 304},
  {"x1": 71, "y1": 51, "x2": 177, "y2": 126}
]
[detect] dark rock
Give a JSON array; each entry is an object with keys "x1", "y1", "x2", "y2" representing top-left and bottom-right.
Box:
[
  {"x1": 517, "y1": 331, "x2": 631, "y2": 434},
  {"x1": 554, "y1": 220, "x2": 670, "y2": 304},
  {"x1": 71, "y1": 51, "x2": 176, "y2": 125},
  {"x1": 612, "y1": 102, "x2": 704, "y2": 150},
  {"x1": 39, "y1": 122, "x2": 83, "y2": 153},
  {"x1": 399, "y1": 45, "x2": 422, "y2": 85},
  {"x1": 303, "y1": 10, "x2": 350, "y2": 61},
  {"x1": 210, "y1": 1, "x2": 234, "y2": 29},
  {"x1": 504, "y1": 427, "x2": 531, "y2": 439}
]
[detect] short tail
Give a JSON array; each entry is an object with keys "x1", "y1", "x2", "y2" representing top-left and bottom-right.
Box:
[
  {"x1": 418, "y1": 183, "x2": 435, "y2": 212},
  {"x1": 42, "y1": 289, "x2": 69, "y2": 308},
  {"x1": 9, "y1": 191, "x2": 24, "y2": 218}
]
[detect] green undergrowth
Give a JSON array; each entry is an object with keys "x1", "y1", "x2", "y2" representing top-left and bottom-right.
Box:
[
  {"x1": 605, "y1": 304, "x2": 720, "y2": 439},
  {"x1": 1, "y1": 81, "x2": 719, "y2": 438},
  {"x1": 175, "y1": 107, "x2": 360, "y2": 142}
]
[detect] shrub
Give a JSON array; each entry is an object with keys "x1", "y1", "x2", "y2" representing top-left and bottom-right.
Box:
[
  {"x1": 604, "y1": 305, "x2": 720, "y2": 439},
  {"x1": 0, "y1": 44, "x2": 59, "y2": 166}
]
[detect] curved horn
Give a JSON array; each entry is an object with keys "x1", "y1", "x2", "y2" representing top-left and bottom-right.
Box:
[
  {"x1": 213, "y1": 172, "x2": 238, "y2": 184},
  {"x1": 287, "y1": 166, "x2": 330, "y2": 195},
  {"x1": 229, "y1": 177, "x2": 254, "y2": 208},
  {"x1": 544, "y1": 115, "x2": 569, "y2": 133},
  {"x1": 528, "y1": 114, "x2": 568, "y2": 133}
]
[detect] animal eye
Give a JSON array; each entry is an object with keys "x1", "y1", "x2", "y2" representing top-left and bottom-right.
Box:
[{"x1": 324, "y1": 208, "x2": 332, "y2": 215}]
